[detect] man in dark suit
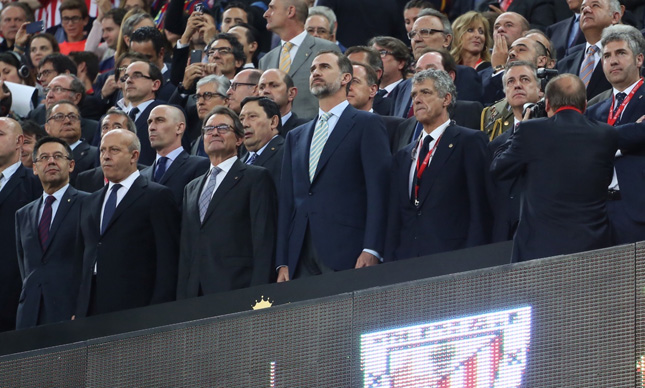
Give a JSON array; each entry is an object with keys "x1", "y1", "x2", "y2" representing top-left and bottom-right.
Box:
[
  {"x1": 122, "y1": 60, "x2": 165, "y2": 166},
  {"x1": 239, "y1": 97, "x2": 284, "y2": 185},
  {"x1": 556, "y1": 0, "x2": 621, "y2": 100},
  {"x1": 385, "y1": 69, "x2": 493, "y2": 261},
  {"x1": 129, "y1": 26, "x2": 175, "y2": 102},
  {"x1": 141, "y1": 105, "x2": 209, "y2": 206},
  {"x1": 587, "y1": 24, "x2": 645, "y2": 244},
  {"x1": 75, "y1": 129, "x2": 180, "y2": 317},
  {"x1": 258, "y1": 68, "x2": 309, "y2": 137},
  {"x1": 345, "y1": 46, "x2": 393, "y2": 116},
  {"x1": 260, "y1": 0, "x2": 340, "y2": 120},
  {"x1": 44, "y1": 101, "x2": 98, "y2": 185},
  {"x1": 491, "y1": 74, "x2": 617, "y2": 262},
  {"x1": 0, "y1": 118, "x2": 42, "y2": 332},
  {"x1": 547, "y1": 0, "x2": 586, "y2": 61},
  {"x1": 177, "y1": 106, "x2": 277, "y2": 298},
  {"x1": 15, "y1": 137, "x2": 88, "y2": 329},
  {"x1": 277, "y1": 50, "x2": 391, "y2": 281}
]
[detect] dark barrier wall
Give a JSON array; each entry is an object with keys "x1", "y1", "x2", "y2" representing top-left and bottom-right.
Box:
[{"x1": 0, "y1": 241, "x2": 642, "y2": 387}]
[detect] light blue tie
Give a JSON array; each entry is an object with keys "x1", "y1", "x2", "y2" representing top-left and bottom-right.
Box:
[
  {"x1": 198, "y1": 167, "x2": 221, "y2": 222},
  {"x1": 309, "y1": 112, "x2": 333, "y2": 182}
]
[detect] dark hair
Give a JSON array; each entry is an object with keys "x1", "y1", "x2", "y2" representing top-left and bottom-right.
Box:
[
  {"x1": 114, "y1": 51, "x2": 148, "y2": 80},
  {"x1": 545, "y1": 73, "x2": 587, "y2": 112},
  {"x1": 344, "y1": 46, "x2": 383, "y2": 85},
  {"x1": 368, "y1": 36, "x2": 411, "y2": 68},
  {"x1": 69, "y1": 51, "x2": 100, "y2": 84},
  {"x1": 203, "y1": 105, "x2": 244, "y2": 138},
  {"x1": 240, "y1": 96, "x2": 282, "y2": 132},
  {"x1": 0, "y1": 52, "x2": 35, "y2": 86},
  {"x1": 28, "y1": 33, "x2": 60, "y2": 67},
  {"x1": 130, "y1": 26, "x2": 165, "y2": 56},
  {"x1": 1, "y1": 3, "x2": 34, "y2": 22},
  {"x1": 32, "y1": 136, "x2": 74, "y2": 161},
  {"x1": 59, "y1": 0, "x2": 89, "y2": 19},
  {"x1": 351, "y1": 61, "x2": 378, "y2": 88},
  {"x1": 211, "y1": 33, "x2": 246, "y2": 65},
  {"x1": 147, "y1": 61, "x2": 163, "y2": 84},
  {"x1": 316, "y1": 49, "x2": 353, "y2": 76},
  {"x1": 404, "y1": 0, "x2": 435, "y2": 10},
  {"x1": 45, "y1": 99, "x2": 80, "y2": 121},
  {"x1": 103, "y1": 107, "x2": 137, "y2": 133},
  {"x1": 39, "y1": 53, "x2": 77, "y2": 75},
  {"x1": 22, "y1": 120, "x2": 47, "y2": 140},
  {"x1": 104, "y1": 8, "x2": 127, "y2": 25},
  {"x1": 224, "y1": 2, "x2": 253, "y2": 24}
]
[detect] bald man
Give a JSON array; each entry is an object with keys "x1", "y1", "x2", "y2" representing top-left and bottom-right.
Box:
[
  {"x1": 0, "y1": 118, "x2": 42, "y2": 331},
  {"x1": 140, "y1": 105, "x2": 209, "y2": 206}
]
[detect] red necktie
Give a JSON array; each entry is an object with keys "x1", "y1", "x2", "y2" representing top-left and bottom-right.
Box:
[{"x1": 38, "y1": 195, "x2": 55, "y2": 247}]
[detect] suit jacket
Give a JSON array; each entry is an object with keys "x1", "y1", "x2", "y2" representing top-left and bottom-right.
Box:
[
  {"x1": 177, "y1": 159, "x2": 277, "y2": 298},
  {"x1": 133, "y1": 100, "x2": 165, "y2": 166},
  {"x1": 490, "y1": 110, "x2": 617, "y2": 262},
  {"x1": 390, "y1": 101, "x2": 484, "y2": 153},
  {"x1": 587, "y1": 85, "x2": 645, "y2": 223},
  {"x1": 244, "y1": 136, "x2": 284, "y2": 186},
  {"x1": 75, "y1": 175, "x2": 180, "y2": 317},
  {"x1": 0, "y1": 164, "x2": 42, "y2": 331},
  {"x1": 478, "y1": 66, "x2": 505, "y2": 106},
  {"x1": 280, "y1": 111, "x2": 309, "y2": 137},
  {"x1": 140, "y1": 150, "x2": 209, "y2": 207},
  {"x1": 546, "y1": 15, "x2": 585, "y2": 62},
  {"x1": 557, "y1": 43, "x2": 612, "y2": 100},
  {"x1": 75, "y1": 166, "x2": 104, "y2": 193},
  {"x1": 15, "y1": 186, "x2": 88, "y2": 329},
  {"x1": 277, "y1": 104, "x2": 391, "y2": 277},
  {"x1": 385, "y1": 124, "x2": 494, "y2": 261},
  {"x1": 259, "y1": 33, "x2": 340, "y2": 120},
  {"x1": 70, "y1": 141, "x2": 98, "y2": 185}
]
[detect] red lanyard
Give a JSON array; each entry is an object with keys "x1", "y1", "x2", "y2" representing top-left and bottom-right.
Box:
[
  {"x1": 607, "y1": 77, "x2": 643, "y2": 126},
  {"x1": 414, "y1": 134, "x2": 443, "y2": 205}
]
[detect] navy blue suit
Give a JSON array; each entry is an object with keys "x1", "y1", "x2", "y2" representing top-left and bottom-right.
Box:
[
  {"x1": 587, "y1": 85, "x2": 645, "y2": 244},
  {"x1": 491, "y1": 111, "x2": 617, "y2": 262},
  {"x1": 277, "y1": 104, "x2": 391, "y2": 278},
  {"x1": 385, "y1": 124, "x2": 494, "y2": 261},
  {"x1": 557, "y1": 43, "x2": 612, "y2": 100},
  {"x1": 546, "y1": 15, "x2": 586, "y2": 62},
  {"x1": 133, "y1": 101, "x2": 164, "y2": 166},
  {"x1": 15, "y1": 186, "x2": 88, "y2": 329}
]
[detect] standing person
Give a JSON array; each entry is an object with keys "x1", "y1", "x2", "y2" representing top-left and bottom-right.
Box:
[
  {"x1": 15, "y1": 137, "x2": 88, "y2": 329},
  {"x1": 277, "y1": 50, "x2": 391, "y2": 281}
]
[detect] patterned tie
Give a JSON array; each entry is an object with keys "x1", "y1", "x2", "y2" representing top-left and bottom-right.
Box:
[
  {"x1": 613, "y1": 92, "x2": 627, "y2": 116},
  {"x1": 309, "y1": 112, "x2": 333, "y2": 182},
  {"x1": 279, "y1": 42, "x2": 293, "y2": 73},
  {"x1": 246, "y1": 153, "x2": 257, "y2": 165},
  {"x1": 198, "y1": 167, "x2": 221, "y2": 223},
  {"x1": 128, "y1": 107, "x2": 140, "y2": 121},
  {"x1": 154, "y1": 156, "x2": 168, "y2": 182},
  {"x1": 102, "y1": 184, "x2": 122, "y2": 235},
  {"x1": 38, "y1": 195, "x2": 56, "y2": 248},
  {"x1": 0, "y1": 173, "x2": 4, "y2": 191},
  {"x1": 579, "y1": 45, "x2": 598, "y2": 88}
]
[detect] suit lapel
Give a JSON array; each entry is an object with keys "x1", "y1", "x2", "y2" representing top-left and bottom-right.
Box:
[
  {"x1": 43, "y1": 186, "x2": 78, "y2": 253},
  {"x1": 202, "y1": 160, "x2": 244, "y2": 224},
  {"x1": 295, "y1": 120, "x2": 316, "y2": 183},
  {"x1": 312, "y1": 106, "x2": 355, "y2": 182},
  {"x1": 618, "y1": 87, "x2": 645, "y2": 125},
  {"x1": 27, "y1": 199, "x2": 44, "y2": 255},
  {"x1": 102, "y1": 176, "x2": 145, "y2": 234},
  {"x1": 289, "y1": 34, "x2": 314, "y2": 77},
  {"x1": 417, "y1": 125, "x2": 459, "y2": 206},
  {"x1": 0, "y1": 164, "x2": 26, "y2": 205},
  {"x1": 254, "y1": 136, "x2": 284, "y2": 166},
  {"x1": 73, "y1": 142, "x2": 90, "y2": 165},
  {"x1": 160, "y1": 151, "x2": 188, "y2": 185}
]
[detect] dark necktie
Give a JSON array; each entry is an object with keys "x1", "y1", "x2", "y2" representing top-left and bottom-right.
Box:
[
  {"x1": 38, "y1": 195, "x2": 56, "y2": 247},
  {"x1": 246, "y1": 153, "x2": 257, "y2": 165},
  {"x1": 154, "y1": 156, "x2": 168, "y2": 182},
  {"x1": 418, "y1": 135, "x2": 433, "y2": 168},
  {"x1": 613, "y1": 92, "x2": 627, "y2": 116},
  {"x1": 128, "y1": 107, "x2": 140, "y2": 121},
  {"x1": 102, "y1": 184, "x2": 122, "y2": 235}
]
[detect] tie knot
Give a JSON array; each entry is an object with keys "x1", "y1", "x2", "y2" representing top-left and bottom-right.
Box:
[
  {"x1": 319, "y1": 112, "x2": 333, "y2": 123},
  {"x1": 588, "y1": 45, "x2": 598, "y2": 55},
  {"x1": 157, "y1": 156, "x2": 168, "y2": 166},
  {"x1": 210, "y1": 166, "x2": 222, "y2": 177},
  {"x1": 111, "y1": 183, "x2": 122, "y2": 193},
  {"x1": 45, "y1": 195, "x2": 56, "y2": 206},
  {"x1": 283, "y1": 42, "x2": 293, "y2": 51},
  {"x1": 616, "y1": 92, "x2": 627, "y2": 102},
  {"x1": 422, "y1": 135, "x2": 432, "y2": 148}
]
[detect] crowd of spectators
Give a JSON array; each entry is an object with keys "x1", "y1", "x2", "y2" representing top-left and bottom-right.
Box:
[{"x1": 0, "y1": 0, "x2": 644, "y2": 331}]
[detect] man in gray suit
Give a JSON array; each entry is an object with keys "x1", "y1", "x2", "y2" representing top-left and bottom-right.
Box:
[{"x1": 260, "y1": 0, "x2": 340, "y2": 120}]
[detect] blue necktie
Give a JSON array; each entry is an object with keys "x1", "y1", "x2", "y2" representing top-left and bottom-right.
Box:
[
  {"x1": 246, "y1": 153, "x2": 257, "y2": 165},
  {"x1": 154, "y1": 156, "x2": 168, "y2": 182},
  {"x1": 102, "y1": 184, "x2": 122, "y2": 235},
  {"x1": 613, "y1": 92, "x2": 627, "y2": 116},
  {"x1": 568, "y1": 15, "x2": 580, "y2": 48},
  {"x1": 128, "y1": 107, "x2": 139, "y2": 121}
]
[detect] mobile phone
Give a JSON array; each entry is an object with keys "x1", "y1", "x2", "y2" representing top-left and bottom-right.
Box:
[
  {"x1": 26, "y1": 21, "x2": 44, "y2": 34},
  {"x1": 194, "y1": 3, "x2": 204, "y2": 13},
  {"x1": 190, "y1": 49, "x2": 202, "y2": 65}
]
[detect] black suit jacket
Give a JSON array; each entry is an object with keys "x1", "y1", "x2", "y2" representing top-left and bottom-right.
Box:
[
  {"x1": 546, "y1": 15, "x2": 585, "y2": 61},
  {"x1": 75, "y1": 166, "x2": 104, "y2": 193},
  {"x1": 177, "y1": 159, "x2": 278, "y2": 298},
  {"x1": 490, "y1": 110, "x2": 617, "y2": 262},
  {"x1": 140, "y1": 150, "x2": 209, "y2": 207},
  {"x1": 244, "y1": 136, "x2": 284, "y2": 186},
  {"x1": 75, "y1": 175, "x2": 180, "y2": 317},
  {"x1": 0, "y1": 164, "x2": 42, "y2": 331},
  {"x1": 557, "y1": 43, "x2": 612, "y2": 100},
  {"x1": 70, "y1": 141, "x2": 98, "y2": 185},
  {"x1": 15, "y1": 186, "x2": 88, "y2": 329},
  {"x1": 133, "y1": 100, "x2": 164, "y2": 166},
  {"x1": 280, "y1": 112, "x2": 309, "y2": 137},
  {"x1": 385, "y1": 124, "x2": 494, "y2": 261}
]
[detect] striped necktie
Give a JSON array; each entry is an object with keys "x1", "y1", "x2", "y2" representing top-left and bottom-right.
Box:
[
  {"x1": 198, "y1": 167, "x2": 221, "y2": 222},
  {"x1": 309, "y1": 112, "x2": 333, "y2": 182},
  {"x1": 579, "y1": 45, "x2": 598, "y2": 88},
  {"x1": 280, "y1": 42, "x2": 294, "y2": 73}
]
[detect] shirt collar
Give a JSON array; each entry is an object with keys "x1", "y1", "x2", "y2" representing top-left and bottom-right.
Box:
[
  {"x1": 156, "y1": 147, "x2": 183, "y2": 164},
  {"x1": 107, "y1": 169, "x2": 139, "y2": 191},
  {"x1": 383, "y1": 79, "x2": 403, "y2": 93},
  {"x1": 0, "y1": 160, "x2": 21, "y2": 181},
  {"x1": 613, "y1": 77, "x2": 642, "y2": 95},
  {"x1": 210, "y1": 155, "x2": 237, "y2": 173},
  {"x1": 129, "y1": 99, "x2": 154, "y2": 113},
  {"x1": 69, "y1": 139, "x2": 82, "y2": 150},
  {"x1": 420, "y1": 118, "x2": 450, "y2": 142},
  {"x1": 42, "y1": 183, "x2": 69, "y2": 203},
  {"x1": 281, "y1": 110, "x2": 292, "y2": 125},
  {"x1": 318, "y1": 100, "x2": 349, "y2": 120},
  {"x1": 585, "y1": 40, "x2": 602, "y2": 53},
  {"x1": 282, "y1": 30, "x2": 308, "y2": 48}
]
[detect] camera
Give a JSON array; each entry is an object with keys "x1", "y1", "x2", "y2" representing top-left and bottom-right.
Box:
[
  {"x1": 523, "y1": 99, "x2": 547, "y2": 119},
  {"x1": 537, "y1": 68, "x2": 558, "y2": 92}
]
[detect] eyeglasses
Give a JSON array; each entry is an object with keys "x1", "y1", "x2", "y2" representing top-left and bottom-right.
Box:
[
  {"x1": 62, "y1": 16, "x2": 82, "y2": 24},
  {"x1": 192, "y1": 92, "x2": 227, "y2": 101},
  {"x1": 203, "y1": 124, "x2": 235, "y2": 135},
  {"x1": 120, "y1": 72, "x2": 153, "y2": 83},
  {"x1": 35, "y1": 153, "x2": 71, "y2": 163},
  {"x1": 229, "y1": 82, "x2": 256, "y2": 91},
  {"x1": 47, "y1": 113, "x2": 81, "y2": 123},
  {"x1": 37, "y1": 69, "x2": 56, "y2": 80},
  {"x1": 377, "y1": 49, "x2": 394, "y2": 57},
  {"x1": 207, "y1": 47, "x2": 233, "y2": 56},
  {"x1": 44, "y1": 86, "x2": 75, "y2": 94},
  {"x1": 408, "y1": 28, "x2": 445, "y2": 40},
  {"x1": 306, "y1": 27, "x2": 329, "y2": 35}
]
